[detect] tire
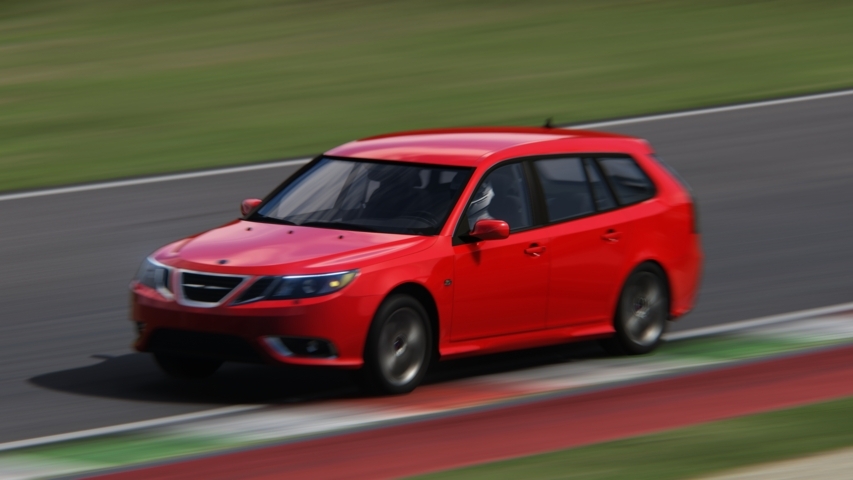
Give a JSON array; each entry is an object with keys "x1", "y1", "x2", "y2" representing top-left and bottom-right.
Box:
[
  {"x1": 601, "y1": 263, "x2": 669, "y2": 355},
  {"x1": 361, "y1": 294, "x2": 432, "y2": 395},
  {"x1": 154, "y1": 353, "x2": 223, "y2": 379}
]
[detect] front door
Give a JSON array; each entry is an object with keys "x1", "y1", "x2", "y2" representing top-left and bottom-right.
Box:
[{"x1": 451, "y1": 162, "x2": 550, "y2": 340}]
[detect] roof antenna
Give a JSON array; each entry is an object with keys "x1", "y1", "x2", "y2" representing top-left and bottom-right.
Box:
[{"x1": 543, "y1": 117, "x2": 554, "y2": 129}]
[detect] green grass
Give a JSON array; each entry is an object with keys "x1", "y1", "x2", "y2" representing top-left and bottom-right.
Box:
[
  {"x1": 656, "y1": 335, "x2": 831, "y2": 361},
  {"x1": 412, "y1": 396, "x2": 853, "y2": 480},
  {"x1": 13, "y1": 433, "x2": 229, "y2": 467},
  {"x1": 3, "y1": 0, "x2": 853, "y2": 191}
]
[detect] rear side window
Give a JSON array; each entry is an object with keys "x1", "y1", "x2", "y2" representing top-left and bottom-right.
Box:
[
  {"x1": 583, "y1": 159, "x2": 617, "y2": 211},
  {"x1": 533, "y1": 158, "x2": 595, "y2": 222},
  {"x1": 598, "y1": 157, "x2": 655, "y2": 205}
]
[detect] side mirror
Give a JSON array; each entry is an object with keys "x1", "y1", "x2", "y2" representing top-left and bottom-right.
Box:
[
  {"x1": 470, "y1": 219, "x2": 510, "y2": 241},
  {"x1": 241, "y1": 198, "x2": 262, "y2": 217}
]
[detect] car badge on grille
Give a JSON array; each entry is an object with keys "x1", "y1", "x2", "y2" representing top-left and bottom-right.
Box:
[{"x1": 218, "y1": 259, "x2": 228, "y2": 265}]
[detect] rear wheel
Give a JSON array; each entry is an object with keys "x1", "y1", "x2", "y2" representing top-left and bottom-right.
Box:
[
  {"x1": 361, "y1": 294, "x2": 432, "y2": 395},
  {"x1": 601, "y1": 264, "x2": 669, "y2": 355},
  {"x1": 154, "y1": 353, "x2": 222, "y2": 379}
]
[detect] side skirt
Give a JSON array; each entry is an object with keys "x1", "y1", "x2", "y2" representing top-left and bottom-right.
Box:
[{"x1": 439, "y1": 323, "x2": 614, "y2": 360}]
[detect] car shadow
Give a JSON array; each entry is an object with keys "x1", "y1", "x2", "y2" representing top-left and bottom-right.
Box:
[{"x1": 28, "y1": 341, "x2": 607, "y2": 406}]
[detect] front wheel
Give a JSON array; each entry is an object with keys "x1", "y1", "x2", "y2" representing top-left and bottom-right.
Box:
[
  {"x1": 154, "y1": 353, "x2": 222, "y2": 379},
  {"x1": 361, "y1": 294, "x2": 432, "y2": 395},
  {"x1": 601, "y1": 264, "x2": 669, "y2": 355}
]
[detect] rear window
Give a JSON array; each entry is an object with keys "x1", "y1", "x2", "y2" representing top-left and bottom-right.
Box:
[{"x1": 598, "y1": 157, "x2": 655, "y2": 205}]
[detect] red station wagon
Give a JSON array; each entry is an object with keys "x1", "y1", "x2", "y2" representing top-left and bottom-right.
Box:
[{"x1": 131, "y1": 127, "x2": 702, "y2": 394}]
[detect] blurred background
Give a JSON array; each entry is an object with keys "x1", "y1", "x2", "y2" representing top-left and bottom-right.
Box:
[
  {"x1": 3, "y1": 0, "x2": 853, "y2": 191},
  {"x1": 3, "y1": 1, "x2": 853, "y2": 478}
]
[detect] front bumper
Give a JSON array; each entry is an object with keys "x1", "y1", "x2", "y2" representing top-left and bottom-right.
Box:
[{"x1": 131, "y1": 283, "x2": 381, "y2": 368}]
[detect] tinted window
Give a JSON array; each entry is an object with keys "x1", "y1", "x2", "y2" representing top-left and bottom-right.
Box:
[
  {"x1": 583, "y1": 159, "x2": 617, "y2": 211},
  {"x1": 533, "y1": 158, "x2": 595, "y2": 222},
  {"x1": 467, "y1": 163, "x2": 532, "y2": 231},
  {"x1": 598, "y1": 157, "x2": 655, "y2": 204},
  {"x1": 254, "y1": 157, "x2": 472, "y2": 235}
]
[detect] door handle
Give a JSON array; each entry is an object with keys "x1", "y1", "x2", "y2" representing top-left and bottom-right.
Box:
[
  {"x1": 524, "y1": 244, "x2": 546, "y2": 256},
  {"x1": 601, "y1": 229, "x2": 622, "y2": 243}
]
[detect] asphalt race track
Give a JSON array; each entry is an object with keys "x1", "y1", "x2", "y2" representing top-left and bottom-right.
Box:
[{"x1": 1, "y1": 93, "x2": 852, "y2": 444}]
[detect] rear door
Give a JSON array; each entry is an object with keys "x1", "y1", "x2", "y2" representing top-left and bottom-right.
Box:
[
  {"x1": 595, "y1": 154, "x2": 660, "y2": 286},
  {"x1": 532, "y1": 157, "x2": 630, "y2": 328},
  {"x1": 451, "y1": 162, "x2": 550, "y2": 340}
]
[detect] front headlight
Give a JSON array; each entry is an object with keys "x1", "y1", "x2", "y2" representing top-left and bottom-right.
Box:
[
  {"x1": 269, "y1": 270, "x2": 358, "y2": 300},
  {"x1": 237, "y1": 270, "x2": 357, "y2": 303},
  {"x1": 133, "y1": 257, "x2": 173, "y2": 297}
]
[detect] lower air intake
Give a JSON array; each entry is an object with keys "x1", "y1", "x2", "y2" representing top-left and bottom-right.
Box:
[{"x1": 147, "y1": 329, "x2": 265, "y2": 363}]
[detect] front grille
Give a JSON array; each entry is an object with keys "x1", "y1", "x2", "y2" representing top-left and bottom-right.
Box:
[
  {"x1": 146, "y1": 329, "x2": 266, "y2": 363},
  {"x1": 181, "y1": 272, "x2": 244, "y2": 303}
]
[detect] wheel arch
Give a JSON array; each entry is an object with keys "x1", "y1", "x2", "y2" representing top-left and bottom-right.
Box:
[
  {"x1": 625, "y1": 259, "x2": 673, "y2": 319},
  {"x1": 384, "y1": 282, "x2": 440, "y2": 358},
  {"x1": 602, "y1": 259, "x2": 673, "y2": 355}
]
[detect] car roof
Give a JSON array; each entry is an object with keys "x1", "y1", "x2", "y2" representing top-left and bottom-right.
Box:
[{"x1": 325, "y1": 127, "x2": 647, "y2": 168}]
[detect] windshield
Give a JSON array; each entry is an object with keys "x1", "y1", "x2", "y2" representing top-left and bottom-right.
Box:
[{"x1": 251, "y1": 157, "x2": 473, "y2": 235}]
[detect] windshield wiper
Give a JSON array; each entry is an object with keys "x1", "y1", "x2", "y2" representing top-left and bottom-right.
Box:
[{"x1": 299, "y1": 221, "x2": 380, "y2": 233}]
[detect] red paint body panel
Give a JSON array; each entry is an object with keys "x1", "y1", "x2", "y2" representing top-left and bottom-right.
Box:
[
  {"x1": 159, "y1": 221, "x2": 434, "y2": 275},
  {"x1": 327, "y1": 128, "x2": 636, "y2": 167},
  {"x1": 130, "y1": 127, "x2": 702, "y2": 368},
  {"x1": 546, "y1": 209, "x2": 630, "y2": 328},
  {"x1": 451, "y1": 229, "x2": 551, "y2": 340}
]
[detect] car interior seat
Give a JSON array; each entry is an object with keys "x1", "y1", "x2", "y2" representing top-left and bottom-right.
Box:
[{"x1": 486, "y1": 170, "x2": 528, "y2": 229}]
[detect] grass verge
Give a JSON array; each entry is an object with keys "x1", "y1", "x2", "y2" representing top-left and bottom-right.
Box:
[
  {"x1": 413, "y1": 395, "x2": 853, "y2": 480},
  {"x1": 3, "y1": 1, "x2": 853, "y2": 191}
]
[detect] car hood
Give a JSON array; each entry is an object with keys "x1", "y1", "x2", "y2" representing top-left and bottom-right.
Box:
[{"x1": 155, "y1": 220, "x2": 436, "y2": 274}]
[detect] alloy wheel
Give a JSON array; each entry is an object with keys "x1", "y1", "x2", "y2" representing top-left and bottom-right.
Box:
[
  {"x1": 376, "y1": 307, "x2": 427, "y2": 387},
  {"x1": 622, "y1": 271, "x2": 666, "y2": 347}
]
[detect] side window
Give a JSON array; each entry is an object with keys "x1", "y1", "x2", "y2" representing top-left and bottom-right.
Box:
[
  {"x1": 598, "y1": 157, "x2": 655, "y2": 205},
  {"x1": 533, "y1": 158, "x2": 595, "y2": 222},
  {"x1": 583, "y1": 158, "x2": 617, "y2": 211},
  {"x1": 467, "y1": 163, "x2": 532, "y2": 231}
]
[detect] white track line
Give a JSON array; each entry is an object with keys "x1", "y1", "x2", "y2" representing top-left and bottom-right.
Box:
[
  {"x1": 572, "y1": 88, "x2": 853, "y2": 129},
  {"x1": 0, "y1": 158, "x2": 311, "y2": 202},
  {"x1": 0, "y1": 405, "x2": 263, "y2": 453},
  {"x1": 1, "y1": 301, "x2": 851, "y2": 453},
  {"x1": 2, "y1": 88, "x2": 853, "y2": 203},
  {"x1": 664, "y1": 301, "x2": 853, "y2": 341}
]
